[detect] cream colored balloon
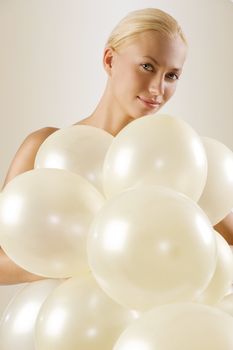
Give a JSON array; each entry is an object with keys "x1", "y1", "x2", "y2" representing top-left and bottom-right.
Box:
[
  {"x1": 35, "y1": 276, "x2": 139, "y2": 350},
  {"x1": 0, "y1": 169, "x2": 105, "y2": 278},
  {"x1": 217, "y1": 293, "x2": 233, "y2": 317},
  {"x1": 0, "y1": 279, "x2": 61, "y2": 350},
  {"x1": 198, "y1": 137, "x2": 233, "y2": 224},
  {"x1": 35, "y1": 125, "x2": 113, "y2": 194},
  {"x1": 103, "y1": 114, "x2": 207, "y2": 201},
  {"x1": 113, "y1": 302, "x2": 233, "y2": 350},
  {"x1": 87, "y1": 186, "x2": 216, "y2": 311},
  {"x1": 197, "y1": 231, "x2": 233, "y2": 304}
]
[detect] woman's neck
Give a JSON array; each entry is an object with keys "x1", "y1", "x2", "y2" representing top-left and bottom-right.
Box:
[{"x1": 76, "y1": 85, "x2": 133, "y2": 136}]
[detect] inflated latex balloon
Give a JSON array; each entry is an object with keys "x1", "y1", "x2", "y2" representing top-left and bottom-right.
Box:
[
  {"x1": 35, "y1": 276, "x2": 139, "y2": 350},
  {"x1": 87, "y1": 186, "x2": 216, "y2": 311},
  {"x1": 0, "y1": 279, "x2": 61, "y2": 350},
  {"x1": 0, "y1": 284, "x2": 23, "y2": 321},
  {"x1": 197, "y1": 231, "x2": 233, "y2": 304},
  {"x1": 113, "y1": 302, "x2": 233, "y2": 350},
  {"x1": 35, "y1": 125, "x2": 113, "y2": 193},
  {"x1": 217, "y1": 292, "x2": 233, "y2": 317},
  {"x1": 103, "y1": 114, "x2": 207, "y2": 201},
  {"x1": 0, "y1": 169, "x2": 105, "y2": 278},
  {"x1": 198, "y1": 137, "x2": 233, "y2": 224}
]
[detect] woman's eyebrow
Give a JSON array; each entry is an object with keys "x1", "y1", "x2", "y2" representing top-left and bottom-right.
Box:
[{"x1": 142, "y1": 55, "x2": 182, "y2": 72}]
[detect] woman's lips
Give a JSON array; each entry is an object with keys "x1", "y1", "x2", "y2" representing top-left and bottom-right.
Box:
[{"x1": 137, "y1": 96, "x2": 161, "y2": 109}]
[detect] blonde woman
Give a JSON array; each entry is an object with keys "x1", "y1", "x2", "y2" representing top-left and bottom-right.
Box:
[{"x1": 1, "y1": 8, "x2": 231, "y2": 284}]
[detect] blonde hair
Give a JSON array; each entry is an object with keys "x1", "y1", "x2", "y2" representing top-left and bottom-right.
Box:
[{"x1": 106, "y1": 8, "x2": 187, "y2": 50}]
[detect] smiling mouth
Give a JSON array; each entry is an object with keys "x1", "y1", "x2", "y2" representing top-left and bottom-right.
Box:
[{"x1": 137, "y1": 96, "x2": 161, "y2": 109}]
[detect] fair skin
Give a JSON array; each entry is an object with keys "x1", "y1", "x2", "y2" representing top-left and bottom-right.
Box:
[{"x1": 0, "y1": 30, "x2": 232, "y2": 284}]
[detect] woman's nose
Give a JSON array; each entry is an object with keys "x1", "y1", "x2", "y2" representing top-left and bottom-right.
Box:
[{"x1": 148, "y1": 74, "x2": 165, "y2": 96}]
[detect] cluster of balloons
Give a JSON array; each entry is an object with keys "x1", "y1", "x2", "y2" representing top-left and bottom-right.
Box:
[{"x1": 0, "y1": 114, "x2": 233, "y2": 349}]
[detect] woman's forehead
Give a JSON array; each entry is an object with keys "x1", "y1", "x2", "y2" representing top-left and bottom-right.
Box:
[{"x1": 117, "y1": 31, "x2": 187, "y2": 70}]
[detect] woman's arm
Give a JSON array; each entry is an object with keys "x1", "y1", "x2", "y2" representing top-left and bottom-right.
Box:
[
  {"x1": 0, "y1": 248, "x2": 45, "y2": 284},
  {"x1": 0, "y1": 127, "x2": 58, "y2": 285}
]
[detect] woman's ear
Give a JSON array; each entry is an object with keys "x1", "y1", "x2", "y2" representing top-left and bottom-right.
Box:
[{"x1": 103, "y1": 47, "x2": 115, "y2": 75}]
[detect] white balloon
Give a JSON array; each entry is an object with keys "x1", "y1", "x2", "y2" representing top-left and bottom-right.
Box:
[
  {"x1": 198, "y1": 137, "x2": 233, "y2": 224},
  {"x1": 217, "y1": 292, "x2": 233, "y2": 317},
  {"x1": 103, "y1": 114, "x2": 207, "y2": 201},
  {"x1": 0, "y1": 284, "x2": 24, "y2": 321},
  {"x1": 35, "y1": 125, "x2": 113, "y2": 193},
  {"x1": 0, "y1": 169, "x2": 105, "y2": 278},
  {"x1": 197, "y1": 231, "x2": 233, "y2": 304},
  {"x1": 113, "y1": 302, "x2": 233, "y2": 350},
  {"x1": 88, "y1": 186, "x2": 216, "y2": 311},
  {"x1": 35, "y1": 276, "x2": 139, "y2": 350},
  {"x1": 0, "y1": 279, "x2": 61, "y2": 350}
]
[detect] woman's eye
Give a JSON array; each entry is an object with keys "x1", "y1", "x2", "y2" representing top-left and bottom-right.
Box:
[
  {"x1": 166, "y1": 72, "x2": 179, "y2": 81},
  {"x1": 141, "y1": 63, "x2": 154, "y2": 72}
]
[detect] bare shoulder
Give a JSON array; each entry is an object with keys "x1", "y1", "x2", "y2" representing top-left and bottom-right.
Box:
[
  {"x1": 26, "y1": 126, "x2": 59, "y2": 142},
  {"x1": 14, "y1": 126, "x2": 59, "y2": 158},
  {"x1": 2, "y1": 127, "x2": 59, "y2": 189}
]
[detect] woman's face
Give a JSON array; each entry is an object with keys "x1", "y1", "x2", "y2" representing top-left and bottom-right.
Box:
[{"x1": 105, "y1": 30, "x2": 187, "y2": 119}]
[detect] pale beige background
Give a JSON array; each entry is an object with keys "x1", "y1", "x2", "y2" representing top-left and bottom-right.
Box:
[{"x1": 0, "y1": 0, "x2": 233, "y2": 317}]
